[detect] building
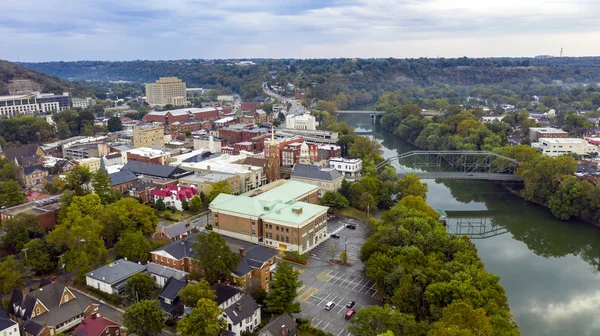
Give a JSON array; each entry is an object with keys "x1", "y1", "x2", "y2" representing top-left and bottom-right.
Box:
[
  {"x1": 328, "y1": 157, "x2": 362, "y2": 180},
  {"x1": 285, "y1": 114, "x2": 316, "y2": 131},
  {"x1": 8, "y1": 279, "x2": 100, "y2": 336},
  {"x1": 529, "y1": 127, "x2": 569, "y2": 142},
  {"x1": 281, "y1": 142, "x2": 318, "y2": 167},
  {"x1": 0, "y1": 93, "x2": 70, "y2": 117},
  {"x1": 0, "y1": 305, "x2": 19, "y2": 336},
  {"x1": 76, "y1": 158, "x2": 102, "y2": 172},
  {"x1": 34, "y1": 92, "x2": 71, "y2": 112},
  {"x1": 3, "y1": 145, "x2": 45, "y2": 167},
  {"x1": 71, "y1": 97, "x2": 96, "y2": 109},
  {"x1": 178, "y1": 172, "x2": 241, "y2": 196},
  {"x1": 153, "y1": 220, "x2": 196, "y2": 243},
  {"x1": 19, "y1": 165, "x2": 48, "y2": 188},
  {"x1": 263, "y1": 131, "x2": 281, "y2": 183},
  {"x1": 217, "y1": 95, "x2": 234, "y2": 102},
  {"x1": 193, "y1": 135, "x2": 222, "y2": 153},
  {"x1": 145, "y1": 77, "x2": 189, "y2": 107},
  {"x1": 85, "y1": 259, "x2": 147, "y2": 295},
  {"x1": 259, "y1": 314, "x2": 297, "y2": 336},
  {"x1": 109, "y1": 169, "x2": 139, "y2": 194},
  {"x1": 0, "y1": 196, "x2": 61, "y2": 230},
  {"x1": 223, "y1": 295, "x2": 261, "y2": 335},
  {"x1": 151, "y1": 185, "x2": 198, "y2": 211},
  {"x1": 291, "y1": 164, "x2": 343, "y2": 198},
  {"x1": 73, "y1": 315, "x2": 121, "y2": 336},
  {"x1": 209, "y1": 180, "x2": 328, "y2": 253},
  {"x1": 122, "y1": 161, "x2": 193, "y2": 180},
  {"x1": 532, "y1": 138, "x2": 599, "y2": 157},
  {"x1": 158, "y1": 278, "x2": 186, "y2": 322},
  {"x1": 318, "y1": 145, "x2": 341, "y2": 161},
  {"x1": 143, "y1": 107, "x2": 219, "y2": 124},
  {"x1": 127, "y1": 147, "x2": 171, "y2": 165},
  {"x1": 146, "y1": 262, "x2": 188, "y2": 288},
  {"x1": 133, "y1": 125, "x2": 165, "y2": 148},
  {"x1": 218, "y1": 127, "x2": 269, "y2": 144},
  {"x1": 128, "y1": 179, "x2": 157, "y2": 203}
]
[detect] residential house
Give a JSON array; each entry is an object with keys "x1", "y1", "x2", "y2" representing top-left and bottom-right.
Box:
[
  {"x1": 146, "y1": 263, "x2": 188, "y2": 288},
  {"x1": 85, "y1": 260, "x2": 147, "y2": 295},
  {"x1": 152, "y1": 220, "x2": 196, "y2": 243},
  {"x1": 57, "y1": 160, "x2": 77, "y2": 173},
  {"x1": 291, "y1": 164, "x2": 343, "y2": 198},
  {"x1": 158, "y1": 278, "x2": 186, "y2": 322},
  {"x1": 259, "y1": 314, "x2": 297, "y2": 336},
  {"x1": 223, "y1": 295, "x2": 261, "y2": 336},
  {"x1": 8, "y1": 278, "x2": 100, "y2": 336},
  {"x1": 212, "y1": 283, "x2": 242, "y2": 311},
  {"x1": 0, "y1": 305, "x2": 19, "y2": 336},
  {"x1": 19, "y1": 165, "x2": 48, "y2": 188},
  {"x1": 128, "y1": 179, "x2": 156, "y2": 203},
  {"x1": 73, "y1": 315, "x2": 121, "y2": 336},
  {"x1": 151, "y1": 184, "x2": 198, "y2": 211},
  {"x1": 109, "y1": 169, "x2": 138, "y2": 194}
]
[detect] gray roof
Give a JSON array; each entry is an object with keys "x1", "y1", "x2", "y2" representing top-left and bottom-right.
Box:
[
  {"x1": 224, "y1": 295, "x2": 260, "y2": 325},
  {"x1": 158, "y1": 221, "x2": 195, "y2": 239},
  {"x1": 23, "y1": 320, "x2": 43, "y2": 336},
  {"x1": 259, "y1": 314, "x2": 297, "y2": 336},
  {"x1": 123, "y1": 161, "x2": 193, "y2": 179},
  {"x1": 211, "y1": 283, "x2": 242, "y2": 306},
  {"x1": 146, "y1": 263, "x2": 187, "y2": 280},
  {"x1": 0, "y1": 305, "x2": 16, "y2": 331},
  {"x1": 292, "y1": 164, "x2": 342, "y2": 181},
  {"x1": 109, "y1": 169, "x2": 138, "y2": 186},
  {"x1": 22, "y1": 164, "x2": 46, "y2": 175},
  {"x1": 4, "y1": 145, "x2": 42, "y2": 165},
  {"x1": 159, "y1": 278, "x2": 187, "y2": 301},
  {"x1": 86, "y1": 259, "x2": 147, "y2": 285}
]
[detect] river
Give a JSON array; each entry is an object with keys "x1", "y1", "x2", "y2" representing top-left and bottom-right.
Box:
[{"x1": 338, "y1": 113, "x2": 600, "y2": 336}]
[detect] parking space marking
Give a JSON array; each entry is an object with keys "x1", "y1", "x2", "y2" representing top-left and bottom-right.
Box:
[
  {"x1": 298, "y1": 287, "x2": 318, "y2": 302},
  {"x1": 317, "y1": 269, "x2": 332, "y2": 282}
]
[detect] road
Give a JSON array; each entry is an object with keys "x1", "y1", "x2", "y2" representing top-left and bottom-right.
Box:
[{"x1": 262, "y1": 82, "x2": 308, "y2": 116}]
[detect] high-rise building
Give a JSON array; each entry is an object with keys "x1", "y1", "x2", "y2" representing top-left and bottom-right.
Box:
[
  {"x1": 133, "y1": 125, "x2": 165, "y2": 148},
  {"x1": 145, "y1": 77, "x2": 189, "y2": 107}
]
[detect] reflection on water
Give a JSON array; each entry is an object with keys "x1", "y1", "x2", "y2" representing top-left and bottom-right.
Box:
[{"x1": 338, "y1": 113, "x2": 600, "y2": 336}]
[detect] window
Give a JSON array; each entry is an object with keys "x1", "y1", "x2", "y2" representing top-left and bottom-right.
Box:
[
  {"x1": 276, "y1": 226, "x2": 279, "y2": 231},
  {"x1": 252, "y1": 221, "x2": 256, "y2": 226},
  {"x1": 286, "y1": 228, "x2": 289, "y2": 233},
  {"x1": 36, "y1": 307, "x2": 41, "y2": 315},
  {"x1": 252, "y1": 229, "x2": 256, "y2": 235}
]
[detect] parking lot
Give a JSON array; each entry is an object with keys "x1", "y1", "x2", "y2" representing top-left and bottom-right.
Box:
[{"x1": 294, "y1": 216, "x2": 380, "y2": 336}]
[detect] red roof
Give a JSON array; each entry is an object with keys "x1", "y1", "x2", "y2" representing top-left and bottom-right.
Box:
[
  {"x1": 73, "y1": 316, "x2": 120, "y2": 336},
  {"x1": 152, "y1": 189, "x2": 171, "y2": 197},
  {"x1": 152, "y1": 185, "x2": 198, "y2": 201}
]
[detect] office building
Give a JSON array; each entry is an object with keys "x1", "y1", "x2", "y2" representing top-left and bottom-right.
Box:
[
  {"x1": 328, "y1": 157, "x2": 362, "y2": 180},
  {"x1": 127, "y1": 147, "x2": 171, "y2": 165},
  {"x1": 133, "y1": 125, "x2": 165, "y2": 148},
  {"x1": 145, "y1": 77, "x2": 189, "y2": 107},
  {"x1": 72, "y1": 97, "x2": 96, "y2": 109},
  {"x1": 529, "y1": 127, "x2": 569, "y2": 142},
  {"x1": 285, "y1": 114, "x2": 316, "y2": 131},
  {"x1": 532, "y1": 138, "x2": 598, "y2": 157}
]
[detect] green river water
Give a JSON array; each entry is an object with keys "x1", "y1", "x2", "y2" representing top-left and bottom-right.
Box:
[{"x1": 338, "y1": 113, "x2": 600, "y2": 336}]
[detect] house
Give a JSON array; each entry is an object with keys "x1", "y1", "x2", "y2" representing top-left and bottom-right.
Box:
[
  {"x1": 128, "y1": 179, "x2": 156, "y2": 203},
  {"x1": 8, "y1": 278, "x2": 100, "y2": 336},
  {"x1": 0, "y1": 305, "x2": 19, "y2": 336},
  {"x1": 223, "y1": 295, "x2": 261, "y2": 336},
  {"x1": 152, "y1": 220, "x2": 196, "y2": 243},
  {"x1": 259, "y1": 314, "x2": 297, "y2": 336},
  {"x1": 151, "y1": 185, "x2": 198, "y2": 211},
  {"x1": 212, "y1": 283, "x2": 242, "y2": 310},
  {"x1": 85, "y1": 259, "x2": 147, "y2": 295},
  {"x1": 109, "y1": 169, "x2": 138, "y2": 194},
  {"x1": 158, "y1": 278, "x2": 186, "y2": 322},
  {"x1": 291, "y1": 164, "x2": 343, "y2": 198},
  {"x1": 19, "y1": 165, "x2": 48, "y2": 188},
  {"x1": 57, "y1": 160, "x2": 77, "y2": 173},
  {"x1": 146, "y1": 262, "x2": 188, "y2": 288},
  {"x1": 73, "y1": 315, "x2": 121, "y2": 336}
]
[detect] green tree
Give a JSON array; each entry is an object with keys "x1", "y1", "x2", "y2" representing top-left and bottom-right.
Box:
[
  {"x1": 428, "y1": 301, "x2": 493, "y2": 336},
  {"x1": 340, "y1": 250, "x2": 349, "y2": 264},
  {"x1": 178, "y1": 279, "x2": 216, "y2": 307},
  {"x1": 191, "y1": 232, "x2": 241, "y2": 284},
  {"x1": 0, "y1": 256, "x2": 23, "y2": 296},
  {"x1": 181, "y1": 198, "x2": 189, "y2": 211},
  {"x1": 125, "y1": 273, "x2": 156, "y2": 302},
  {"x1": 189, "y1": 195, "x2": 203, "y2": 213},
  {"x1": 320, "y1": 191, "x2": 349, "y2": 212},
  {"x1": 176, "y1": 298, "x2": 224, "y2": 336},
  {"x1": 100, "y1": 198, "x2": 158, "y2": 245},
  {"x1": 520, "y1": 155, "x2": 577, "y2": 205},
  {"x1": 349, "y1": 305, "x2": 427, "y2": 336},
  {"x1": 64, "y1": 165, "x2": 92, "y2": 193},
  {"x1": 273, "y1": 119, "x2": 281, "y2": 127},
  {"x1": 155, "y1": 198, "x2": 166, "y2": 211},
  {"x1": 20, "y1": 238, "x2": 57, "y2": 275},
  {"x1": 397, "y1": 173, "x2": 429, "y2": 200},
  {"x1": 1, "y1": 213, "x2": 44, "y2": 252},
  {"x1": 264, "y1": 262, "x2": 302, "y2": 314},
  {"x1": 107, "y1": 116, "x2": 123, "y2": 132},
  {"x1": 115, "y1": 231, "x2": 153, "y2": 262},
  {"x1": 349, "y1": 136, "x2": 383, "y2": 161},
  {"x1": 91, "y1": 167, "x2": 119, "y2": 204},
  {"x1": 123, "y1": 300, "x2": 164, "y2": 336},
  {"x1": 206, "y1": 181, "x2": 232, "y2": 204},
  {"x1": 0, "y1": 180, "x2": 25, "y2": 207}
]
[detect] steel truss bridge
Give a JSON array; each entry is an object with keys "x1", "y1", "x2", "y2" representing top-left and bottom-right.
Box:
[
  {"x1": 377, "y1": 150, "x2": 521, "y2": 181},
  {"x1": 444, "y1": 210, "x2": 508, "y2": 239}
]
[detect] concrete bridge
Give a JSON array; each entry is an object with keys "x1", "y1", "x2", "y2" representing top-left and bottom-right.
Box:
[{"x1": 335, "y1": 110, "x2": 440, "y2": 117}]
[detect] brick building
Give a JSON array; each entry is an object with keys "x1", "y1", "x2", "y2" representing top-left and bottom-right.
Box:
[
  {"x1": 0, "y1": 196, "x2": 61, "y2": 231},
  {"x1": 126, "y1": 147, "x2": 171, "y2": 165}
]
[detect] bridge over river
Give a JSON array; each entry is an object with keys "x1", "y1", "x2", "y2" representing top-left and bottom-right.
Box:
[{"x1": 440, "y1": 209, "x2": 509, "y2": 239}]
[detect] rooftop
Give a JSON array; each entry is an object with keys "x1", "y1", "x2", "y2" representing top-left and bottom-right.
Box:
[
  {"x1": 531, "y1": 127, "x2": 568, "y2": 134},
  {"x1": 179, "y1": 172, "x2": 236, "y2": 184},
  {"x1": 73, "y1": 316, "x2": 120, "y2": 336},
  {"x1": 292, "y1": 164, "x2": 343, "y2": 181},
  {"x1": 538, "y1": 138, "x2": 586, "y2": 144},
  {"x1": 109, "y1": 169, "x2": 138, "y2": 186},
  {"x1": 260, "y1": 201, "x2": 328, "y2": 226},
  {"x1": 224, "y1": 295, "x2": 260, "y2": 325},
  {"x1": 246, "y1": 180, "x2": 319, "y2": 204},
  {"x1": 128, "y1": 147, "x2": 170, "y2": 158},
  {"x1": 146, "y1": 107, "x2": 217, "y2": 117},
  {"x1": 86, "y1": 259, "x2": 146, "y2": 285}
]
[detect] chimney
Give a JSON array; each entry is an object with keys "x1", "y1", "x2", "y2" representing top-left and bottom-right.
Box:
[
  {"x1": 281, "y1": 325, "x2": 287, "y2": 336},
  {"x1": 236, "y1": 303, "x2": 241, "y2": 311},
  {"x1": 183, "y1": 234, "x2": 188, "y2": 242},
  {"x1": 22, "y1": 287, "x2": 30, "y2": 296},
  {"x1": 187, "y1": 218, "x2": 191, "y2": 226},
  {"x1": 239, "y1": 248, "x2": 246, "y2": 257},
  {"x1": 50, "y1": 276, "x2": 56, "y2": 283},
  {"x1": 91, "y1": 313, "x2": 97, "y2": 319}
]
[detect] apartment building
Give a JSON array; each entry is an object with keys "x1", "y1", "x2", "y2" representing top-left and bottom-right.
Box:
[
  {"x1": 209, "y1": 180, "x2": 328, "y2": 253},
  {"x1": 133, "y1": 125, "x2": 165, "y2": 148},
  {"x1": 127, "y1": 147, "x2": 171, "y2": 165},
  {"x1": 145, "y1": 77, "x2": 189, "y2": 107}
]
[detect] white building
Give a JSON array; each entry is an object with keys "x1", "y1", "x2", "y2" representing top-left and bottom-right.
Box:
[
  {"x1": 532, "y1": 138, "x2": 598, "y2": 157},
  {"x1": 212, "y1": 284, "x2": 261, "y2": 336},
  {"x1": 146, "y1": 262, "x2": 188, "y2": 288},
  {"x1": 72, "y1": 97, "x2": 96, "y2": 109},
  {"x1": 152, "y1": 185, "x2": 199, "y2": 211},
  {"x1": 328, "y1": 157, "x2": 362, "y2": 180},
  {"x1": 0, "y1": 310, "x2": 19, "y2": 336},
  {"x1": 285, "y1": 114, "x2": 316, "y2": 131},
  {"x1": 193, "y1": 135, "x2": 221, "y2": 153},
  {"x1": 85, "y1": 259, "x2": 147, "y2": 295},
  {"x1": 217, "y1": 95, "x2": 234, "y2": 102}
]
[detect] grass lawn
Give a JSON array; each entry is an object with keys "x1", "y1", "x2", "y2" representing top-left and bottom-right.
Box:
[
  {"x1": 338, "y1": 206, "x2": 369, "y2": 221},
  {"x1": 156, "y1": 209, "x2": 209, "y2": 222}
]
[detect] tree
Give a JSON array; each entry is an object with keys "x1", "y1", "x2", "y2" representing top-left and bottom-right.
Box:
[
  {"x1": 191, "y1": 232, "x2": 241, "y2": 284},
  {"x1": 1, "y1": 213, "x2": 44, "y2": 252},
  {"x1": 155, "y1": 198, "x2": 166, "y2": 211},
  {"x1": 340, "y1": 250, "x2": 349, "y2": 264},
  {"x1": 123, "y1": 300, "x2": 164, "y2": 336},
  {"x1": 349, "y1": 305, "x2": 427, "y2": 336},
  {"x1": 0, "y1": 180, "x2": 25, "y2": 207},
  {"x1": 125, "y1": 273, "x2": 156, "y2": 302},
  {"x1": 21, "y1": 238, "x2": 57, "y2": 275},
  {"x1": 206, "y1": 181, "x2": 232, "y2": 204},
  {"x1": 176, "y1": 298, "x2": 224, "y2": 336},
  {"x1": 115, "y1": 231, "x2": 153, "y2": 262},
  {"x1": 64, "y1": 165, "x2": 92, "y2": 193},
  {"x1": 107, "y1": 116, "x2": 122, "y2": 132},
  {"x1": 397, "y1": 173, "x2": 429, "y2": 200},
  {"x1": 349, "y1": 136, "x2": 383, "y2": 161},
  {"x1": 320, "y1": 191, "x2": 349, "y2": 212},
  {"x1": 181, "y1": 198, "x2": 189, "y2": 211},
  {"x1": 0, "y1": 256, "x2": 23, "y2": 296},
  {"x1": 273, "y1": 119, "x2": 281, "y2": 127},
  {"x1": 264, "y1": 262, "x2": 302, "y2": 314},
  {"x1": 189, "y1": 195, "x2": 203, "y2": 213},
  {"x1": 327, "y1": 241, "x2": 340, "y2": 261},
  {"x1": 91, "y1": 168, "x2": 119, "y2": 204},
  {"x1": 429, "y1": 301, "x2": 493, "y2": 336},
  {"x1": 178, "y1": 279, "x2": 216, "y2": 307},
  {"x1": 100, "y1": 198, "x2": 158, "y2": 245}
]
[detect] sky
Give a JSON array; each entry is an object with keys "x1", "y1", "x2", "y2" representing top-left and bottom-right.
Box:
[{"x1": 2, "y1": 0, "x2": 600, "y2": 62}]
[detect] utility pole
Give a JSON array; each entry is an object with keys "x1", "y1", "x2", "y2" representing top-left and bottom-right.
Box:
[{"x1": 22, "y1": 248, "x2": 28, "y2": 261}]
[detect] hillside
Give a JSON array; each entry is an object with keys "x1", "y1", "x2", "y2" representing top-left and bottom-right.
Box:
[{"x1": 0, "y1": 60, "x2": 94, "y2": 97}]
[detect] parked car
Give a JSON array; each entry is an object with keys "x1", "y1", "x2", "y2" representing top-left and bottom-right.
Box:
[
  {"x1": 346, "y1": 224, "x2": 356, "y2": 229},
  {"x1": 331, "y1": 233, "x2": 340, "y2": 238},
  {"x1": 345, "y1": 309, "x2": 356, "y2": 320},
  {"x1": 325, "y1": 302, "x2": 336, "y2": 311},
  {"x1": 346, "y1": 301, "x2": 356, "y2": 308}
]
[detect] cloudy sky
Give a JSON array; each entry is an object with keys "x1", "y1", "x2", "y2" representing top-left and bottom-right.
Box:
[{"x1": 2, "y1": 0, "x2": 600, "y2": 61}]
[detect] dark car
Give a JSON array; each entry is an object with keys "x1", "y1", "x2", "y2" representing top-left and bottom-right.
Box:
[
  {"x1": 346, "y1": 224, "x2": 356, "y2": 230},
  {"x1": 331, "y1": 233, "x2": 340, "y2": 238},
  {"x1": 346, "y1": 301, "x2": 356, "y2": 308}
]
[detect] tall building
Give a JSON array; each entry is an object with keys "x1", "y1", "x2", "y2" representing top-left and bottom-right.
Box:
[
  {"x1": 133, "y1": 125, "x2": 165, "y2": 148},
  {"x1": 264, "y1": 128, "x2": 281, "y2": 183},
  {"x1": 145, "y1": 77, "x2": 189, "y2": 107}
]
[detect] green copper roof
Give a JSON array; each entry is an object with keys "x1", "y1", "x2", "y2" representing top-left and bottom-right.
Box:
[
  {"x1": 250, "y1": 180, "x2": 318, "y2": 204},
  {"x1": 261, "y1": 201, "x2": 328, "y2": 225}
]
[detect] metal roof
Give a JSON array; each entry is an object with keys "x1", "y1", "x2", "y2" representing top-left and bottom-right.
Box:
[{"x1": 86, "y1": 259, "x2": 147, "y2": 285}]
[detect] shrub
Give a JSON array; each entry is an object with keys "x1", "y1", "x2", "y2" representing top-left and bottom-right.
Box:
[
  {"x1": 86, "y1": 286, "x2": 122, "y2": 306},
  {"x1": 282, "y1": 251, "x2": 308, "y2": 265}
]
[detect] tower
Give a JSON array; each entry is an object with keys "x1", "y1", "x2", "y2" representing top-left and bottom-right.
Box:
[
  {"x1": 265, "y1": 127, "x2": 281, "y2": 182},
  {"x1": 299, "y1": 142, "x2": 310, "y2": 165}
]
